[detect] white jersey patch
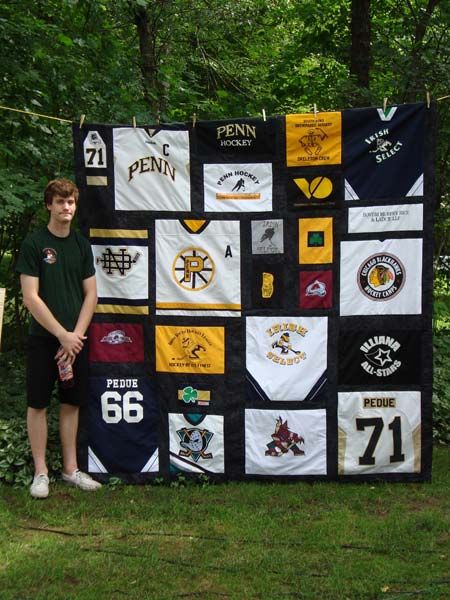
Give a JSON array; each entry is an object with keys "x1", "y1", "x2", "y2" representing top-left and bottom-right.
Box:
[
  {"x1": 246, "y1": 316, "x2": 328, "y2": 400},
  {"x1": 245, "y1": 409, "x2": 327, "y2": 475},
  {"x1": 340, "y1": 238, "x2": 422, "y2": 316},
  {"x1": 113, "y1": 127, "x2": 190, "y2": 211},
  {"x1": 155, "y1": 220, "x2": 241, "y2": 316},
  {"x1": 338, "y1": 391, "x2": 421, "y2": 474},
  {"x1": 169, "y1": 413, "x2": 224, "y2": 474}
]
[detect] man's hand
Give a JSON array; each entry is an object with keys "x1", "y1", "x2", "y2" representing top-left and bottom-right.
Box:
[{"x1": 56, "y1": 332, "x2": 86, "y2": 364}]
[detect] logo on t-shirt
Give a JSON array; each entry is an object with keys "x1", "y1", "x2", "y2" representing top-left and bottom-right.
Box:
[{"x1": 43, "y1": 248, "x2": 57, "y2": 264}]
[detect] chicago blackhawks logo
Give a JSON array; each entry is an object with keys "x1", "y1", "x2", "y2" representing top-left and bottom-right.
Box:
[
  {"x1": 360, "y1": 335, "x2": 402, "y2": 377},
  {"x1": 265, "y1": 417, "x2": 305, "y2": 457},
  {"x1": 177, "y1": 427, "x2": 213, "y2": 462},
  {"x1": 96, "y1": 247, "x2": 141, "y2": 276},
  {"x1": 172, "y1": 247, "x2": 215, "y2": 291},
  {"x1": 357, "y1": 253, "x2": 405, "y2": 301},
  {"x1": 265, "y1": 322, "x2": 308, "y2": 366}
]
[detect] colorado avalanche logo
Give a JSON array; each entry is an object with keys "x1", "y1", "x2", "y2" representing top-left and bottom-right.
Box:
[
  {"x1": 357, "y1": 253, "x2": 405, "y2": 301},
  {"x1": 305, "y1": 279, "x2": 327, "y2": 297}
]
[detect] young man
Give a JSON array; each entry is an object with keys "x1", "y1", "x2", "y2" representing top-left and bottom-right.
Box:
[{"x1": 16, "y1": 178, "x2": 101, "y2": 498}]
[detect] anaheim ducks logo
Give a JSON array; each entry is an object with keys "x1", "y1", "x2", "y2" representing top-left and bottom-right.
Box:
[
  {"x1": 358, "y1": 253, "x2": 405, "y2": 301},
  {"x1": 177, "y1": 427, "x2": 213, "y2": 462},
  {"x1": 172, "y1": 247, "x2": 215, "y2": 291},
  {"x1": 265, "y1": 322, "x2": 308, "y2": 366},
  {"x1": 359, "y1": 335, "x2": 402, "y2": 377}
]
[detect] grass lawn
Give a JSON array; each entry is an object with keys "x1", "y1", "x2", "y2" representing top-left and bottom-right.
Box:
[{"x1": 0, "y1": 447, "x2": 448, "y2": 600}]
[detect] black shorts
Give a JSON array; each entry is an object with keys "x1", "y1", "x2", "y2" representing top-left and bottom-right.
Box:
[{"x1": 26, "y1": 335, "x2": 89, "y2": 409}]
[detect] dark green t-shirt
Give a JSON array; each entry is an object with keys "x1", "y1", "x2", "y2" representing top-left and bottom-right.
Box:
[{"x1": 16, "y1": 227, "x2": 95, "y2": 337}]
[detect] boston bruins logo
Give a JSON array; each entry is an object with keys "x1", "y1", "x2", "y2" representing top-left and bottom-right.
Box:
[
  {"x1": 357, "y1": 253, "x2": 405, "y2": 301},
  {"x1": 172, "y1": 247, "x2": 215, "y2": 291}
]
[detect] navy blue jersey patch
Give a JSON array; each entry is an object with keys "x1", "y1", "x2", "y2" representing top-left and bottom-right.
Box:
[{"x1": 88, "y1": 376, "x2": 159, "y2": 474}]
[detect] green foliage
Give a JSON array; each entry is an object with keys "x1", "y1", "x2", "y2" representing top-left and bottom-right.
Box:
[
  {"x1": 0, "y1": 414, "x2": 62, "y2": 488},
  {"x1": 0, "y1": 350, "x2": 61, "y2": 486}
]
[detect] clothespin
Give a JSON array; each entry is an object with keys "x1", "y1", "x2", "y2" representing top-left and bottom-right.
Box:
[
  {"x1": 262, "y1": 109, "x2": 267, "y2": 122},
  {"x1": 156, "y1": 113, "x2": 161, "y2": 125},
  {"x1": 426, "y1": 91, "x2": 431, "y2": 108},
  {"x1": 79, "y1": 114, "x2": 86, "y2": 129},
  {"x1": 192, "y1": 113, "x2": 197, "y2": 128},
  {"x1": 383, "y1": 97, "x2": 388, "y2": 113},
  {"x1": 132, "y1": 116, "x2": 137, "y2": 128},
  {"x1": 313, "y1": 103, "x2": 318, "y2": 117}
]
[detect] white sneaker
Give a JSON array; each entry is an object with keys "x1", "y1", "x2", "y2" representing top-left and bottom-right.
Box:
[
  {"x1": 62, "y1": 469, "x2": 102, "y2": 491},
  {"x1": 30, "y1": 474, "x2": 49, "y2": 498}
]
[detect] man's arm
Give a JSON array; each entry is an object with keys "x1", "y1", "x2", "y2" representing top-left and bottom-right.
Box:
[
  {"x1": 20, "y1": 274, "x2": 86, "y2": 362},
  {"x1": 74, "y1": 275, "x2": 97, "y2": 337},
  {"x1": 55, "y1": 275, "x2": 97, "y2": 364}
]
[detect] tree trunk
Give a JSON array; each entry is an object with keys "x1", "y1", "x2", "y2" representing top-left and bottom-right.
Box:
[
  {"x1": 350, "y1": 0, "x2": 371, "y2": 105},
  {"x1": 403, "y1": 0, "x2": 441, "y2": 101},
  {"x1": 130, "y1": 1, "x2": 171, "y2": 119}
]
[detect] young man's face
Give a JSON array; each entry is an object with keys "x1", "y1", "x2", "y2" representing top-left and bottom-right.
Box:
[{"x1": 47, "y1": 194, "x2": 77, "y2": 225}]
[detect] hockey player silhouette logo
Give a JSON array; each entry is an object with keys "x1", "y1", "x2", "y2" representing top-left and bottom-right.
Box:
[
  {"x1": 177, "y1": 336, "x2": 206, "y2": 361},
  {"x1": 96, "y1": 248, "x2": 141, "y2": 276},
  {"x1": 232, "y1": 178, "x2": 246, "y2": 192},
  {"x1": 265, "y1": 417, "x2": 305, "y2": 456},
  {"x1": 259, "y1": 226, "x2": 276, "y2": 246},
  {"x1": 172, "y1": 247, "x2": 215, "y2": 291}
]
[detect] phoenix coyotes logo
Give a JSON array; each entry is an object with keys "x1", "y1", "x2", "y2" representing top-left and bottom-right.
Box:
[
  {"x1": 96, "y1": 247, "x2": 141, "y2": 276},
  {"x1": 265, "y1": 322, "x2": 308, "y2": 366},
  {"x1": 172, "y1": 247, "x2": 215, "y2": 291},
  {"x1": 177, "y1": 427, "x2": 213, "y2": 462},
  {"x1": 358, "y1": 253, "x2": 405, "y2": 301},
  {"x1": 360, "y1": 335, "x2": 402, "y2": 377},
  {"x1": 265, "y1": 417, "x2": 305, "y2": 457}
]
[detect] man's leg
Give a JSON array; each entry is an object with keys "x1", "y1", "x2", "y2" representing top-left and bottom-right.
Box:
[
  {"x1": 59, "y1": 403, "x2": 79, "y2": 475},
  {"x1": 27, "y1": 407, "x2": 48, "y2": 475}
]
